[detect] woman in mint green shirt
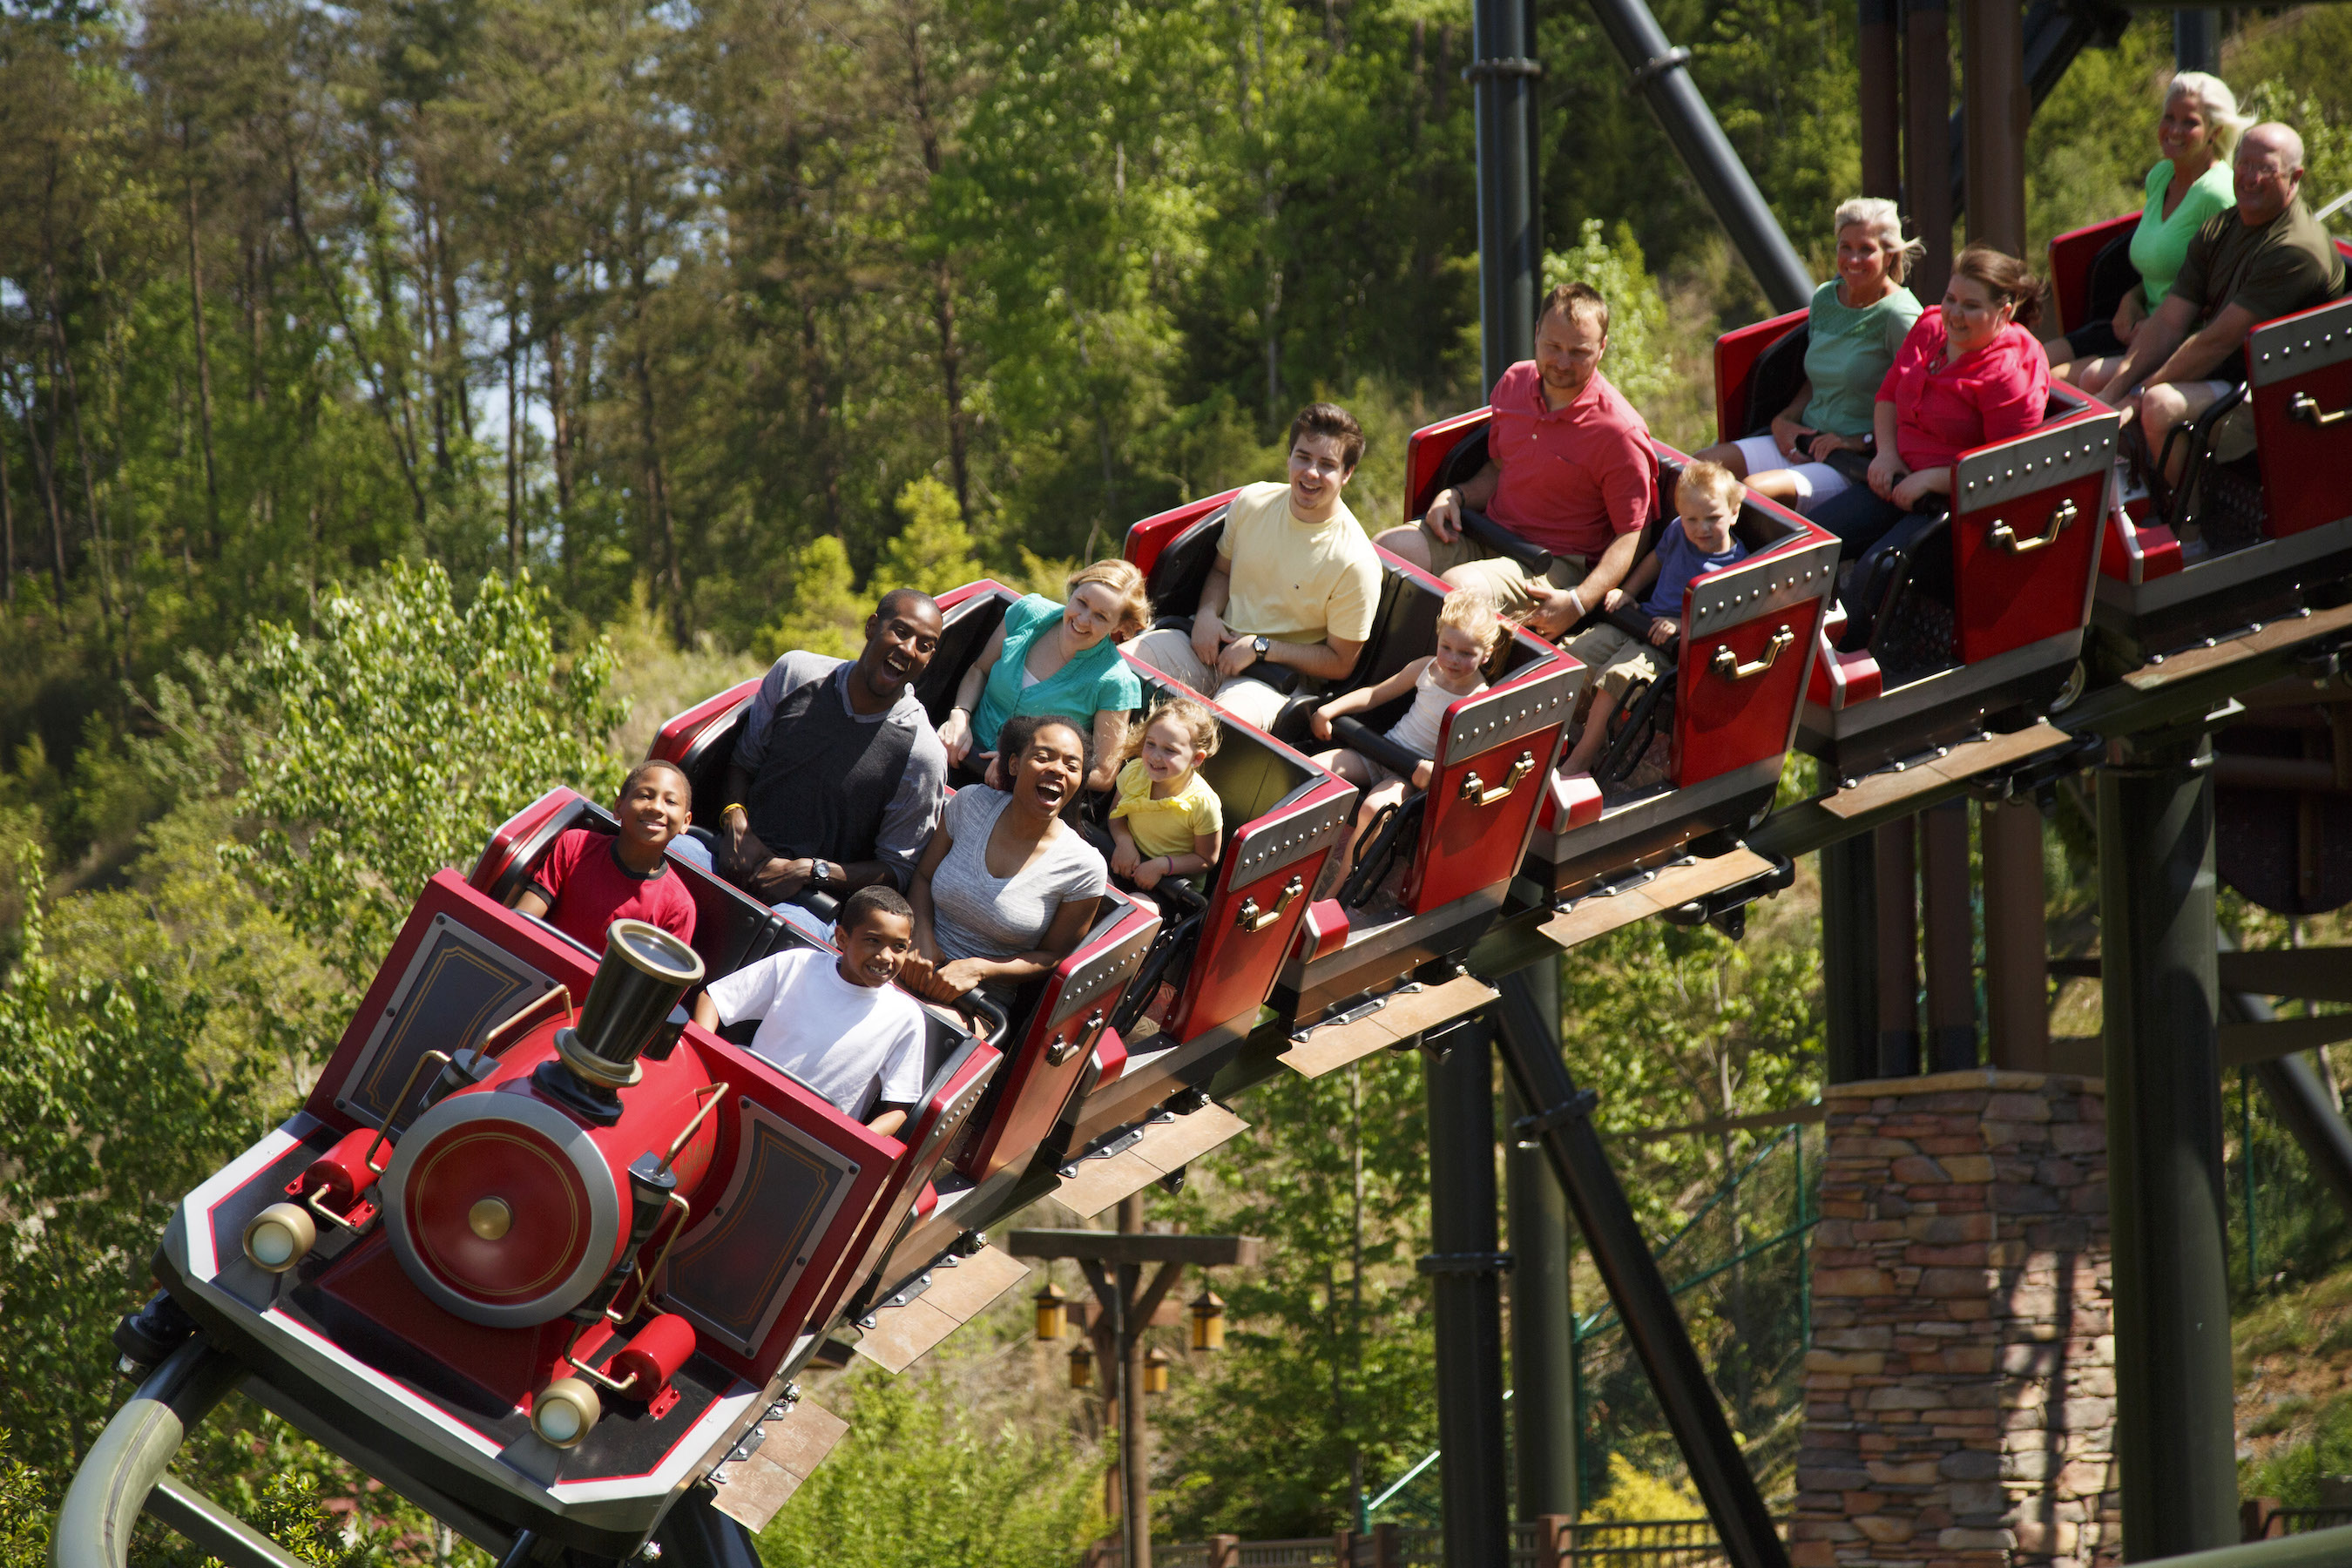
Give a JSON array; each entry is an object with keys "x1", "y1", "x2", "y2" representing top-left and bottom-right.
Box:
[
  {"x1": 2050, "y1": 71, "x2": 2247, "y2": 393},
  {"x1": 938, "y1": 560, "x2": 1149, "y2": 792},
  {"x1": 1696, "y1": 197, "x2": 1922, "y2": 515}
]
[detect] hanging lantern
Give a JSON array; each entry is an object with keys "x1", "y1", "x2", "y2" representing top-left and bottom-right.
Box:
[
  {"x1": 1188, "y1": 1287, "x2": 1226, "y2": 1353},
  {"x1": 1143, "y1": 1344, "x2": 1172, "y2": 1395},
  {"x1": 1067, "y1": 1338, "x2": 1095, "y2": 1389},
  {"x1": 1033, "y1": 1281, "x2": 1068, "y2": 1342}
]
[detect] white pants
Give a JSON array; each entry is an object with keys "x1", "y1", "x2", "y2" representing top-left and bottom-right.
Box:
[
  {"x1": 1127, "y1": 627, "x2": 1290, "y2": 732},
  {"x1": 1729, "y1": 434, "x2": 1851, "y2": 514},
  {"x1": 667, "y1": 835, "x2": 835, "y2": 943}
]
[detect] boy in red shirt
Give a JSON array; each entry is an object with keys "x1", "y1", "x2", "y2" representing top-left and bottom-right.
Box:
[{"x1": 513, "y1": 761, "x2": 699, "y2": 951}]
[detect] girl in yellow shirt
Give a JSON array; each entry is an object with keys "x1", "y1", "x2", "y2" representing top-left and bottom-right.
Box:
[{"x1": 1108, "y1": 699, "x2": 1226, "y2": 895}]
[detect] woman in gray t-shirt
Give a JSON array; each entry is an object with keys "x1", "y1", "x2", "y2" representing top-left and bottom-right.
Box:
[{"x1": 907, "y1": 714, "x2": 1108, "y2": 1004}]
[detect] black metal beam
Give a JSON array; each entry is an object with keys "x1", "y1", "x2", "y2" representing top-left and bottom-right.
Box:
[
  {"x1": 1501, "y1": 968, "x2": 1580, "y2": 1520},
  {"x1": 1577, "y1": 0, "x2": 1813, "y2": 310},
  {"x1": 2099, "y1": 730, "x2": 2238, "y2": 1558},
  {"x1": 1946, "y1": 0, "x2": 2132, "y2": 219},
  {"x1": 1471, "y1": 0, "x2": 1544, "y2": 390},
  {"x1": 1819, "y1": 837, "x2": 1879, "y2": 1085},
  {"x1": 1490, "y1": 984, "x2": 1791, "y2": 1568},
  {"x1": 1423, "y1": 1015, "x2": 1513, "y2": 1568}
]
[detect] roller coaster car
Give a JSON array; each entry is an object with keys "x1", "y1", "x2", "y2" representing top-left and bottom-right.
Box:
[
  {"x1": 1125, "y1": 496, "x2": 1581, "y2": 1023},
  {"x1": 645, "y1": 616, "x2": 1163, "y2": 1258},
  {"x1": 1714, "y1": 307, "x2": 2119, "y2": 781},
  {"x1": 2049, "y1": 214, "x2": 2352, "y2": 666},
  {"x1": 148, "y1": 867, "x2": 1003, "y2": 1558},
  {"x1": 1403, "y1": 416, "x2": 1840, "y2": 896}
]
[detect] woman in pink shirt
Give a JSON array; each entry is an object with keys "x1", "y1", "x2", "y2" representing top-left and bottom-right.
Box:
[{"x1": 1814, "y1": 245, "x2": 2052, "y2": 558}]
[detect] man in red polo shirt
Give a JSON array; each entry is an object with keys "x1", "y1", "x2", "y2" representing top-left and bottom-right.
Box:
[{"x1": 1376, "y1": 281, "x2": 1657, "y2": 639}]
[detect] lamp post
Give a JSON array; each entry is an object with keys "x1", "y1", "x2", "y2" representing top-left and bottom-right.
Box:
[{"x1": 1011, "y1": 1220, "x2": 1262, "y2": 1568}]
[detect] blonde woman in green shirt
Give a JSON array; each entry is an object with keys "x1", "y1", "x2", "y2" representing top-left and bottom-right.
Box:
[
  {"x1": 2050, "y1": 71, "x2": 2247, "y2": 394},
  {"x1": 1695, "y1": 197, "x2": 1923, "y2": 516}
]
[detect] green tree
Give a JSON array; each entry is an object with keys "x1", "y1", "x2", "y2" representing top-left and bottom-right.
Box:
[
  {"x1": 1545, "y1": 220, "x2": 1676, "y2": 412},
  {"x1": 755, "y1": 536, "x2": 866, "y2": 663},
  {"x1": 756, "y1": 1366, "x2": 1102, "y2": 1568},
  {"x1": 875, "y1": 476, "x2": 985, "y2": 594}
]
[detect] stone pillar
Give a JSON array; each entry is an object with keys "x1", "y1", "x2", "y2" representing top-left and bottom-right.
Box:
[{"x1": 1793, "y1": 1069, "x2": 2119, "y2": 1568}]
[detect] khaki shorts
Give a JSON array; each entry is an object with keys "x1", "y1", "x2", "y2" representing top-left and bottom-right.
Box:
[
  {"x1": 1564, "y1": 620, "x2": 1665, "y2": 701},
  {"x1": 1126, "y1": 626, "x2": 1288, "y2": 732},
  {"x1": 1415, "y1": 519, "x2": 1589, "y2": 620}
]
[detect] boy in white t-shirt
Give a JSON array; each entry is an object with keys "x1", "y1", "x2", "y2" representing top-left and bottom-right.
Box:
[{"x1": 691, "y1": 885, "x2": 930, "y2": 1137}]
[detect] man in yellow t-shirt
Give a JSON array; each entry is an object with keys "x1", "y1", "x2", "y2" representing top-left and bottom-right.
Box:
[{"x1": 1131, "y1": 402, "x2": 1383, "y2": 732}]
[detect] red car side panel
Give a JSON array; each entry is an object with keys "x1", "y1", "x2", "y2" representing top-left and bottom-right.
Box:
[
  {"x1": 1950, "y1": 414, "x2": 2118, "y2": 664},
  {"x1": 2247, "y1": 295, "x2": 2352, "y2": 538},
  {"x1": 1676, "y1": 597, "x2": 1826, "y2": 786}
]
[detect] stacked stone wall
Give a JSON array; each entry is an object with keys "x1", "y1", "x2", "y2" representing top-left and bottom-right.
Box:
[{"x1": 1791, "y1": 1070, "x2": 2119, "y2": 1568}]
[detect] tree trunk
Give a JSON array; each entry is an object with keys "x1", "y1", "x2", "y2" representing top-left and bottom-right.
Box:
[
  {"x1": 903, "y1": 13, "x2": 972, "y2": 520},
  {"x1": 9, "y1": 367, "x2": 71, "y2": 599},
  {"x1": 0, "y1": 415, "x2": 16, "y2": 605},
  {"x1": 183, "y1": 126, "x2": 222, "y2": 551},
  {"x1": 505, "y1": 299, "x2": 522, "y2": 576},
  {"x1": 288, "y1": 157, "x2": 424, "y2": 521},
  {"x1": 798, "y1": 288, "x2": 844, "y2": 539}
]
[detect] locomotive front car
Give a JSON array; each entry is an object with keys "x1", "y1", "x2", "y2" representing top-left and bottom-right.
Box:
[
  {"x1": 1125, "y1": 495, "x2": 1581, "y2": 1024},
  {"x1": 2048, "y1": 215, "x2": 2352, "y2": 666},
  {"x1": 1716, "y1": 307, "x2": 2120, "y2": 780},
  {"x1": 1403, "y1": 416, "x2": 1840, "y2": 896},
  {"x1": 647, "y1": 595, "x2": 1165, "y2": 1267},
  {"x1": 151, "y1": 866, "x2": 1000, "y2": 1558}
]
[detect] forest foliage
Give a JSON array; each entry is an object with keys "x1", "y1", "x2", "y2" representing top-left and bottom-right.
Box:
[{"x1": 8, "y1": 0, "x2": 2352, "y2": 1557}]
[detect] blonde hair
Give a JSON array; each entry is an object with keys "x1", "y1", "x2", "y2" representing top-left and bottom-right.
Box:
[
  {"x1": 1678, "y1": 458, "x2": 1747, "y2": 514},
  {"x1": 1069, "y1": 558, "x2": 1153, "y2": 642},
  {"x1": 1831, "y1": 196, "x2": 1926, "y2": 285},
  {"x1": 1125, "y1": 696, "x2": 1222, "y2": 766},
  {"x1": 1437, "y1": 586, "x2": 1510, "y2": 657},
  {"x1": 2167, "y1": 71, "x2": 2252, "y2": 161}
]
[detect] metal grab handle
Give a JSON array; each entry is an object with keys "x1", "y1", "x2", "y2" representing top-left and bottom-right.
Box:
[
  {"x1": 1457, "y1": 751, "x2": 1537, "y2": 807},
  {"x1": 1236, "y1": 875, "x2": 1305, "y2": 933},
  {"x1": 1709, "y1": 625, "x2": 1795, "y2": 682},
  {"x1": 1989, "y1": 497, "x2": 2077, "y2": 555},
  {"x1": 1046, "y1": 1010, "x2": 1105, "y2": 1066},
  {"x1": 2290, "y1": 390, "x2": 2352, "y2": 428}
]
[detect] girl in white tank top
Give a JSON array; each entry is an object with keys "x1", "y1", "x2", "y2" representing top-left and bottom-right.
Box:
[{"x1": 1303, "y1": 589, "x2": 1510, "y2": 898}]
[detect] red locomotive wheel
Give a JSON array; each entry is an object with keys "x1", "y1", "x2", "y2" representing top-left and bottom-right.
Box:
[
  {"x1": 382, "y1": 1084, "x2": 623, "y2": 1327},
  {"x1": 406, "y1": 1125, "x2": 591, "y2": 1301}
]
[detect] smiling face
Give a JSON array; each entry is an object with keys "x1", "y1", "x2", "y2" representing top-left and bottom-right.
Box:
[
  {"x1": 1287, "y1": 431, "x2": 1355, "y2": 522},
  {"x1": 1431, "y1": 624, "x2": 1488, "y2": 688},
  {"x1": 1835, "y1": 222, "x2": 1892, "y2": 299},
  {"x1": 858, "y1": 595, "x2": 944, "y2": 700},
  {"x1": 615, "y1": 766, "x2": 689, "y2": 853},
  {"x1": 1015, "y1": 720, "x2": 1088, "y2": 815},
  {"x1": 836, "y1": 908, "x2": 915, "y2": 988},
  {"x1": 2234, "y1": 128, "x2": 2302, "y2": 226},
  {"x1": 2159, "y1": 91, "x2": 2213, "y2": 169},
  {"x1": 1062, "y1": 581, "x2": 1125, "y2": 651},
  {"x1": 1139, "y1": 713, "x2": 1202, "y2": 786},
  {"x1": 1941, "y1": 271, "x2": 2013, "y2": 358},
  {"x1": 1534, "y1": 304, "x2": 1607, "y2": 404}
]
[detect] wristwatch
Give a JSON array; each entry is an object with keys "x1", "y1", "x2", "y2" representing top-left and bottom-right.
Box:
[
  {"x1": 812, "y1": 859, "x2": 835, "y2": 887},
  {"x1": 1251, "y1": 635, "x2": 1271, "y2": 659}
]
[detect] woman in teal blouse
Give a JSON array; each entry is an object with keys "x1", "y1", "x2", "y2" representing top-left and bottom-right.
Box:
[
  {"x1": 939, "y1": 559, "x2": 1150, "y2": 792},
  {"x1": 2050, "y1": 71, "x2": 2246, "y2": 392}
]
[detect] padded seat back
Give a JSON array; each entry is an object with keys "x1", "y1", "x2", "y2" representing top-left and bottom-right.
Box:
[
  {"x1": 914, "y1": 588, "x2": 1013, "y2": 727},
  {"x1": 1740, "y1": 325, "x2": 1810, "y2": 440},
  {"x1": 663, "y1": 848, "x2": 792, "y2": 982},
  {"x1": 1144, "y1": 507, "x2": 1232, "y2": 620}
]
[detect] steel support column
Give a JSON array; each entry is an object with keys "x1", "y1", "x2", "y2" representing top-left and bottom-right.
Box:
[
  {"x1": 1580, "y1": 0, "x2": 1813, "y2": 310},
  {"x1": 1471, "y1": 0, "x2": 1543, "y2": 391},
  {"x1": 1921, "y1": 800, "x2": 1979, "y2": 1073},
  {"x1": 1960, "y1": 0, "x2": 2029, "y2": 255},
  {"x1": 1118, "y1": 1193, "x2": 1151, "y2": 1568},
  {"x1": 1502, "y1": 967, "x2": 1579, "y2": 1520},
  {"x1": 1903, "y1": 0, "x2": 1955, "y2": 303},
  {"x1": 1875, "y1": 819, "x2": 1922, "y2": 1077},
  {"x1": 1983, "y1": 800, "x2": 2051, "y2": 1071},
  {"x1": 2099, "y1": 732, "x2": 2237, "y2": 1560},
  {"x1": 1491, "y1": 988, "x2": 1791, "y2": 1568},
  {"x1": 1821, "y1": 836, "x2": 1881, "y2": 1085},
  {"x1": 1860, "y1": 0, "x2": 1903, "y2": 201},
  {"x1": 2175, "y1": 9, "x2": 2219, "y2": 72},
  {"x1": 1423, "y1": 1018, "x2": 1512, "y2": 1568}
]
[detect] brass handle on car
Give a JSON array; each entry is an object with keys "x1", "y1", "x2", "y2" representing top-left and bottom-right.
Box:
[
  {"x1": 1710, "y1": 625, "x2": 1795, "y2": 683},
  {"x1": 2290, "y1": 390, "x2": 2352, "y2": 428},
  {"x1": 1046, "y1": 1010, "x2": 1105, "y2": 1067},
  {"x1": 1458, "y1": 751, "x2": 1537, "y2": 807},
  {"x1": 1236, "y1": 875, "x2": 1305, "y2": 933},
  {"x1": 1989, "y1": 497, "x2": 2076, "y2": 555}
]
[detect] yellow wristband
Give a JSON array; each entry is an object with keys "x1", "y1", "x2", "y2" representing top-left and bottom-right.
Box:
[{"x1": 720, "y1": 803, "x2": 747, "y2": 820}]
